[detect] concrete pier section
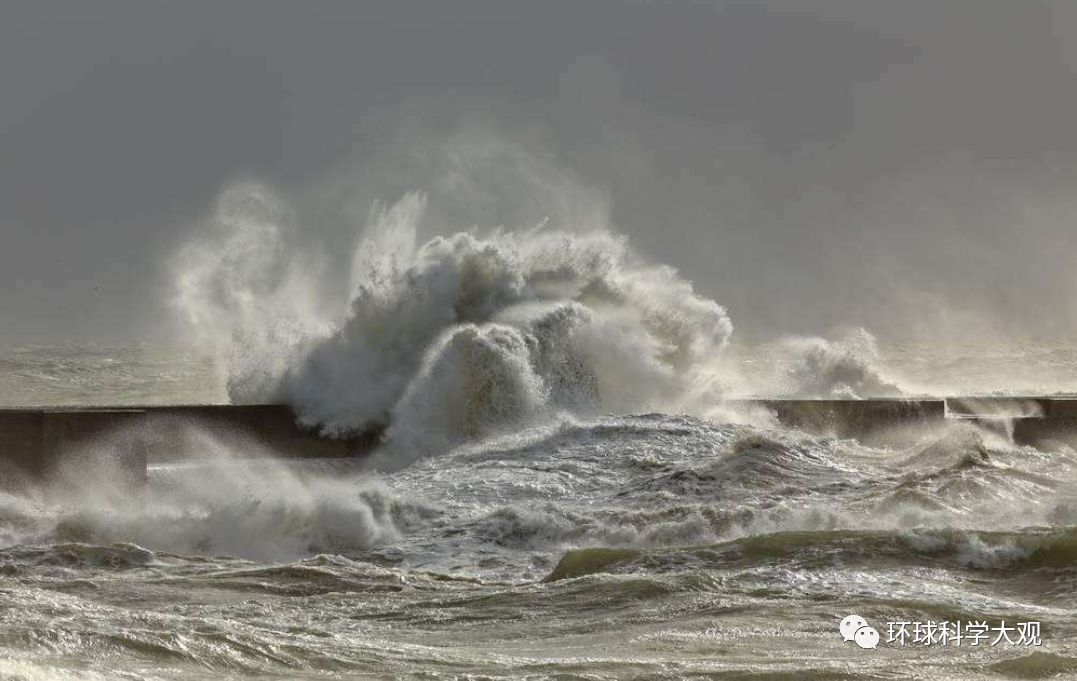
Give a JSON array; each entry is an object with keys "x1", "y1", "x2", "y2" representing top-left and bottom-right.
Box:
[
  {"x1": 739, "y1": 398, "x2": 947, "y2": 439},
  {"x1": 1, "y1": 398, "x2": 1076, "y2": 485},
  {"x1": 0, "y1": 405, "x2": 381, "y2": 486},
  {"x1": 729, "y1": 397, "x2": 1077, "y2": 446}
]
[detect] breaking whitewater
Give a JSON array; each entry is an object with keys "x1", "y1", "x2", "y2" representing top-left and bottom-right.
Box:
[{"x1": 2, "y1": 185, "x2": 1077, "y2": 679}]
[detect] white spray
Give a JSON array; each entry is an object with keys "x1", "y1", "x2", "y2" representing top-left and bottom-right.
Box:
[{"x1": 173, "y1": 185, "x2": 733, "y2": 460}]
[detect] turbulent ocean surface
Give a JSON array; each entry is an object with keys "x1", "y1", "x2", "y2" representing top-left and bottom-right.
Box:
[
  {"x1": 3, "y1": 344, "x2": 1077, "y2": 680},
  {"x1": 4, "y1": 191, "x2": 1077, "y2": 679}
]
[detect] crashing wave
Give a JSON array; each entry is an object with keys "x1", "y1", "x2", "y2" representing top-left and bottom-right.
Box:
[
  {"x1": 782, "y1": 328, "x2": 902, "y2": 399},
  {"x1": 173, "y1": 185, "x2": 733, "y2": 458}
]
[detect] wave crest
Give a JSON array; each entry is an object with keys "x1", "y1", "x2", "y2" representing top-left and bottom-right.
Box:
[{"x1": 174, "y1": 188, "x2": 733, "y2": 458}]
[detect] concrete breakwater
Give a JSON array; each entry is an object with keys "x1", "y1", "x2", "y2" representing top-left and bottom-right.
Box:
[
  {"x1": 0, "y1": 405, "x2": 381, "y2": 485},
  {"x1": 749, "y1": 396, "x2": 1077, "y2": 442},
  {"x1": 0, "y1": 399, "x2": 1074, "y2": 485}
]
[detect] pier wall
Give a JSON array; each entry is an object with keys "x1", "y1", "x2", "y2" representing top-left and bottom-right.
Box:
[
  {"x1": 0, "y1": 405, "x2": 379, "y2": 485},
  {"x1": 738, "y1": 398, "x2": 947, "y2": 439},
  {"x1": 1, "y1": 398, "x2": 1075, "y2": 485}
]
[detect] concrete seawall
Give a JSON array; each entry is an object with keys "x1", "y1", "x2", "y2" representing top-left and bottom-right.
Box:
[
  {"x1": 1, "y1": 398, "x2": 1075, "y2": 485},
  {"x1": 737, "y1": 398, "x2": 946, "y2": 438},
  {"x1": 0, "y1": 405, "x2": 380, "y2": 485}
]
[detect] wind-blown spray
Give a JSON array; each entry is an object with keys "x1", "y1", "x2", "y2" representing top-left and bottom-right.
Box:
[{"x1": 173, "y1": 184, "x2": 733, "y2": 460}]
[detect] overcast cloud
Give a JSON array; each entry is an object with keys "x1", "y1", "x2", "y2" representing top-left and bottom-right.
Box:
[{"x1": 3, "y1": 1, "x2": 1076, "y2": 343}]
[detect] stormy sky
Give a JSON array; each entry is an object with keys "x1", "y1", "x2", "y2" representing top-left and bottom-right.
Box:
[{"x1": 2, "y1": 0, "x2": 1076, "y2": 344}]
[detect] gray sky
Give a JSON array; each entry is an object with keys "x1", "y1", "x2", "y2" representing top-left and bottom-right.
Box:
[{"x1": 3, "y1": 0, "x2": 1077, "y2": 343}]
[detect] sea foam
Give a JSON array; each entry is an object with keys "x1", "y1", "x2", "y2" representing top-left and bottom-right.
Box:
[{"x1": 173, "y1": 185, "x2": 733, "y2": 460}]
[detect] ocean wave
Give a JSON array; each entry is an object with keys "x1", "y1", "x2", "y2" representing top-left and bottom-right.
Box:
[
  {"x1": 545, "y1": 526, "x2": 1077, "y2": 582},
  {"x1": 0, "y1": 447, "x2": 402, "y2": 562},
  {"x1": 173, "y1": 187, "x2": 734, "y2": 463},
  {"x1": 987, "y1": 652, "x2": 1077, "y2": 679}
]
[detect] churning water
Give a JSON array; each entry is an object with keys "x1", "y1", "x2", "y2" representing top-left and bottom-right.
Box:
[{"x1": 2, "y1": 186, "x2": 1077, "y2": 679}]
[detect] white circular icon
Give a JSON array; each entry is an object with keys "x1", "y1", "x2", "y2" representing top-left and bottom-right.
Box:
[
  {"x1": 854, "y1": 625, "x2": 880, "y2": 649},
  {"x1": 839, "y1": 614, "x2": 868, "y2": 642}
]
